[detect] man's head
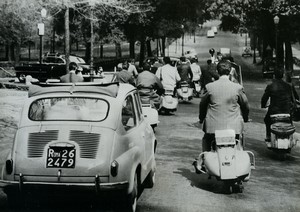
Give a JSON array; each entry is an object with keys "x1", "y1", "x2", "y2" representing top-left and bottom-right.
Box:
[
  {"x1": 217, "y1": 60, "x2": 231, "y2": 76},
  {"x1": 274, "y1": 69, "x2": 284, "y2": 79},
  {"x1": 216, "y1": 52, "x2": 223, "y2": 60},
  {"x1": 69, "y1": 62, "x2": 78, "y2": 71},
  {"x1": 122, "y1": 61, "x2": 129, "y2": 70},
  {"x1": 180, "y1": 56, "x2": 187, "y2": 63},
  {"x1": 163, "y1": 56, "x2": 171, "y2": 65},
  {"x1": 207, "y1": 59, "x2": 212, "y2": 65},
  {"x1": 143, "y1": 62, "x2": 151, "y2": 71}
]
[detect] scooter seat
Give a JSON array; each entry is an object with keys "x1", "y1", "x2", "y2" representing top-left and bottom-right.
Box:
[{"x1": 271, "y1": 122, "x2": 295, "y2": 136}]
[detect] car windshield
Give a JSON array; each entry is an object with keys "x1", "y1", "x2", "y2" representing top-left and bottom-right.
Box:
[{"x1": 29, "y1": 97, "x2": 109, "y2": 121}]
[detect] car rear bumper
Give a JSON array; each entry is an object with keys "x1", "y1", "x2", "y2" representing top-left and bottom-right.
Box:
[{"x1": 0, "y1": 177, "x2": 129, "y2": 194}]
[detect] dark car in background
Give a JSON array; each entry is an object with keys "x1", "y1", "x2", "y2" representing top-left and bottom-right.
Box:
[
  {"x1": 15, "y1": 53, "x2": 90, "y2": 82},
  {"x1": 262, "y1": 57, "x2": 276, "y2": 78}
]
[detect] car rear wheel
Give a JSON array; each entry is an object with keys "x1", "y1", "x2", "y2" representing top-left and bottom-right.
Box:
[
  {"x1": 144, "y1": 169, "x2": 156, "y2": 188},
  {"x1": 124, "y1": 172, "x2": 138, "y2": 212}
]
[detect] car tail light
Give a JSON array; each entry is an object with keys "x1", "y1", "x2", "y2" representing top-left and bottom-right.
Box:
[
  {"x1": 110, "y1": 160, "x2": 119, "y2": 177},
  {"x1": 6, "y1": 159, "x2": 13, "y2": 174}
]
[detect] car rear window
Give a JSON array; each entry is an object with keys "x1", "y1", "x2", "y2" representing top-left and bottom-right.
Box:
[{"x1": 29, "y1": 97, "x2": 109, "y2": 121}]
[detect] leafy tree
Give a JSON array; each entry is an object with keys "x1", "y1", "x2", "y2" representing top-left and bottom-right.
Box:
[{"x1": 204, "y1": 0, "x2": 300, "y2": 80}]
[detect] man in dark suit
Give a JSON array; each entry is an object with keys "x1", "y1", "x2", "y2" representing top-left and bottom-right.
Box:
[
  {"x1": 60, "y1": 62, "x2": 84, "y2": 83},
  {"x1": 261, "y1": 70, "x2": 299, "y2": 144},
  {"x1": 193, "y1": 60, "x2": 249, "y2": 173},
  {"x1": 177, "y1": 56, "x2": 193, "y2": 86}
]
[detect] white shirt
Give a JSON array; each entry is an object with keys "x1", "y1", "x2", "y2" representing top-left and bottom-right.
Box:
[
  {"x1": 156, "y1": 64, "x2": 181, "y2": 91},
  {"x1": 190, "y1": 63, "x2": 201, "y2": 81},
  {"x1": 128, "y1": 63, "x2": 138, "y2": 77}
]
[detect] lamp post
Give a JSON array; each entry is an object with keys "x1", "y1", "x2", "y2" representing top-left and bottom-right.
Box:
[
  {"x1": 274, "y1": 15, "x2": 280, "y2": 71},
  {"x1": 38, "y1": 8, "x2": 47, "y2": 64},
  {"x1": 181, "y1": 24, "x2": 184, "y2": 56}
]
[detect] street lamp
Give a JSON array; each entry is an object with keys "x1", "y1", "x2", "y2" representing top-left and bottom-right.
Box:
[
  {"x1": 274, "y1": 15, "x2": 279, "y2": 71},
  {"x1": 181, "y1": 24, "x2": 184, "y2": 56},
  {"x1": 38, "y1": 8, "x2": 47, "y2": 64}
]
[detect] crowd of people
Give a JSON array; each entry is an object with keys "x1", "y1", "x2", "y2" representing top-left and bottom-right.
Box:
[{"x1": 59, "y1": 49, "x2": 299, "y2": 168}]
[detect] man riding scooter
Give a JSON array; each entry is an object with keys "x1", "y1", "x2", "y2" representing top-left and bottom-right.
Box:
[
  {"x1": 261, "y1": 69, "x2": 299, "y2": 147},
  {"x1": 193, "y1": 60, "x2": 249, "y2": 173},
  {"x1": 136, "y1": 62, "x2": 164, "y2": 110}
]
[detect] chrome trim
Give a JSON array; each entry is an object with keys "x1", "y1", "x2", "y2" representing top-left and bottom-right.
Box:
[{"x1": 0, "y1": 179, "x2": 129, "y2": 191}]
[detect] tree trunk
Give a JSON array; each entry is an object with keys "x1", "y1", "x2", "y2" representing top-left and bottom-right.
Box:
[
  {"x1": 161, "y1": 37, "x2": 166, "y2": 57},
  {"x1": 65, "y1": 5, "x2": 70, "y2": 74},
  {"x1": 252, "y1": 33, "x2": 257, "y2": 64},
  {"x1": 100, "y1": 44, "x2": 103, "y2": 58},
  {"x1": 139, "y1": 37, "x2": 146, "y2": 68},
  {"x1": 15, "y1": 43, "x2": 21, "y2": 65},
  {"x1": 146, "y1": 40, "x2": 152, "y2": 57},
  {"x1": 129, "y1": 38, "x2": 135, "y2": 59},
  {"x1": 9, "y1": 43, "x2": 15, "y2": 61},
  {"x1": 85, "y1": 42, "x2": 91, "y2": 62},
  {"x1": 5, "y1": 44, "x2": 9, "y2": 61},
  {"x1": 285, "y1": 40, "x2": 293, "y2": 82},
  {"x1": 28, "y1": 42, "x2": 31, "y2": 61},
  {"x1": 115, "y1": 42, "x2": 122, "y2": 58}
]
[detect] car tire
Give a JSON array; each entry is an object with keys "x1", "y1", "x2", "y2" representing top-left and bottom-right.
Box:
[
  {"x1": 6, "y1": 191, "x2": 25, "y2": 209},
  {"x1": 144, "y1": 169, "x2": 156, "y2": 188},
  {"x1": 124, "y1": 172, "x2": 138, "y2": 212}
]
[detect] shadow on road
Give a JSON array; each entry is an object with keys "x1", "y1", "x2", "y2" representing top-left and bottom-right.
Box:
[{"x1": 174, "y1": 168, "x2": 229, "y2": 195}]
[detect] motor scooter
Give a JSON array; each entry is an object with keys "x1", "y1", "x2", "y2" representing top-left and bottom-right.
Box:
[
  {"x1": 193, "y1": 80, "x2": 201, "y2": 97},
  {"x1": 267, "y1": 114, "x2": 298, "y2": 159},
  {"x1": 159, "y1": 89, "x2": 178, "y2": 115},
  {"x1": 176, "y1": 81, "x2": 193, "y2": 102},
  {"x1": 196, "y1": 129, "x2": 255, "y2": 193},
  {"x1": 141, "y1": 102, "x2": 159, "y2": 131}
]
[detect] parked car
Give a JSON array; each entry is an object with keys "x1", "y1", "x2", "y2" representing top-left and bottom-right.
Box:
[
  {"x1": 219, "y1": 48, "x2": 232, "y2": 59},
  {"x1": 0, "y1": 82, "x2": 157, "y2": 211},
  {"x1": 211, "y1": 26, "x2": 218, "y2": 34},
  {"x1": 43, "y1": 52, "x2": 90, "y2": 73},
  {"x1": 262, "y1": 57, "x2": 276, "y2": 78},
  {"x1": 207, "y1": 30, "x2": 215, "y2": 38},
  {"x1": 15, "y1": 53, "x2": 90, "y2": 83}
]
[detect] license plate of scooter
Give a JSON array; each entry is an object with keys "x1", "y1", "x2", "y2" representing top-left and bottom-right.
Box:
[{"x1": 277, "y1": 139, "x2": 289, "y2": 149}]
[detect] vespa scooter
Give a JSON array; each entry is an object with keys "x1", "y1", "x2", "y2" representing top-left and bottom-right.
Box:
[
  {"x1": 176, "y1": 81, "x2": 193, "y2": 102},
  {"x1": 159, "y1": 89, "x2": 178, "y2": 115},
  {"x1": 267, "y1": 114, "x2": 298, "y2": 159},
  {"x1": 195, "y1": 129, "x2": 255, "y2": 193}
]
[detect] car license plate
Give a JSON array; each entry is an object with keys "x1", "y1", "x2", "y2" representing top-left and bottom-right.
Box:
[{"x1": 47, "y1": 147, "x2": 76, "y2": 168}]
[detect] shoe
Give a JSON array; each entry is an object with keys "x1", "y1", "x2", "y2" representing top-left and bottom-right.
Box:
[
  {"x1": 265, "y1": 141, "x2": 272, "y2": 148},
  {"x1": 192, "y1": 159, "x2": 206, "y2": 174},
  {"x1": 265, "y1": 138, "x2": 271, "y2": 148}
]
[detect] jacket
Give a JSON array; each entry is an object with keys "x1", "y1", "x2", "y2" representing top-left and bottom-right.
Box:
[{"x1": 199, "y1": 75, "x2": 249, "y2": 134}]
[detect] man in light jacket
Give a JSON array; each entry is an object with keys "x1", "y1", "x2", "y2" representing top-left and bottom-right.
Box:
[{"x1": 193, "y1": 60, "x2": 249, "y2": 173}]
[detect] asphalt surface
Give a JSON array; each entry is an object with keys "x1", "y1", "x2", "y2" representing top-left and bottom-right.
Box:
[{"x1": 0, "y1": 29, "x2": 299, "y2": 212}]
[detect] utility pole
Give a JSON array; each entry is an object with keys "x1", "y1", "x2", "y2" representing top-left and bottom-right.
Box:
[{"x1": 64, "y1": 0, "x2": 70, "y2": 73}]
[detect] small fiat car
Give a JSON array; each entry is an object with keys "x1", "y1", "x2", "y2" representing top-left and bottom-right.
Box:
[{"x1": 0, "y1": 82, "x2": 157, "y2": 211}]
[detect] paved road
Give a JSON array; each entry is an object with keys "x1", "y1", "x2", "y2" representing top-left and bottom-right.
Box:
[
  {"x1": 137, "y1": 30, "x2": 300, "y2": 212},
  {"x1": 0, "y1": 30, "x2": 300, "y2": 212}
]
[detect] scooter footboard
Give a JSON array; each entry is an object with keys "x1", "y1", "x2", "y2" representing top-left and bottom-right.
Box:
[{"x1": 246, "y1": 151, "x2": 255, "y2": 169}]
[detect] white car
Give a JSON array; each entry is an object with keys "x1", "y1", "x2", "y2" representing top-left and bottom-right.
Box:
[
  {"x1": 0, "y1": 82, "x2": 157, "y2": 211},
  {"x1": 211, "y1": 26, "x2": 218, "y2": 34},
  {"x1": 207, "y1": 30, "x2": 215, "y2": 38}
]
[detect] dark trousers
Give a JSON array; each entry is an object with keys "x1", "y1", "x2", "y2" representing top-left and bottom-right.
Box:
[{"x1": 264, "y1": 114, "x2": 272, "y2": 138}]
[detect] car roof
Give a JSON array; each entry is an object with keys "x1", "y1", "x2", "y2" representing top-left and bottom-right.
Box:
[{"x1": 28, "y1": 82, "x2": 124, "y2": 98}]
